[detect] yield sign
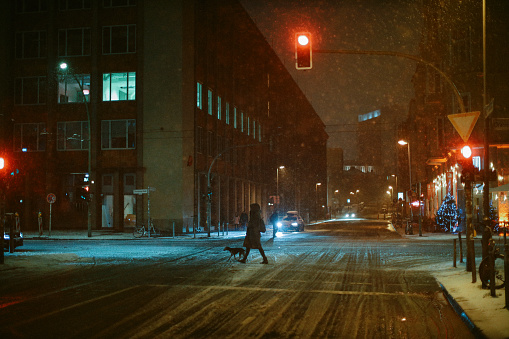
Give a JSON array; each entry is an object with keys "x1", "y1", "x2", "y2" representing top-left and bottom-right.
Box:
[{"x1": 447, "y1": 111, "x2": 480, "y2": 142}]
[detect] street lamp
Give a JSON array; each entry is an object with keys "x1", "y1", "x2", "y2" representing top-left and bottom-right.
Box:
[
  {"x1": 276, "y1": 166, "x2": 285, "y2": 211},
  {"x1": 388, "y1": 186, "x2": 393, "y2": 200},
  {"x1": 398, "y1": 139, "x2": 422, "y2": 236},
  {"x1": 315, "y1": 183, "x2": 321, "y2": 220},
  {"x1": 59, "y1": 62, "x2": 93, "y2": 238},
  {"x1": 391, "y1": 174, "x2": 398, "y2": 199}
]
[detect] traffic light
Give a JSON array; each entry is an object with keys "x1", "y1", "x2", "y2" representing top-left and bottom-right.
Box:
[
  {"x1": 458, "y1": 145, "x2": 476, "y2": 182},
  {"x1": 295, "y1": 32, "x2": 312, "y2": 70},
  {"x1": 0, "y1": 157, "x2": 4, "y2": 170}
]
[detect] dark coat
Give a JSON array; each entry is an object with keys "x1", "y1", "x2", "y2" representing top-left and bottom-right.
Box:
[{"x1": 243, "y1": 217, "x2": 265, "y2": 249}]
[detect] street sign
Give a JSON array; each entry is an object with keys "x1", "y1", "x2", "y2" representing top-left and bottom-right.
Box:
[
  {"x1": 46, "y1": 193, "x2": 56, "y2": 204},
  {"x1": 447, "y1": 111, "x2": 480, "y2": 142},
  {"x1": 133, "y1": 187, "x2": 156, "y2": 195}
]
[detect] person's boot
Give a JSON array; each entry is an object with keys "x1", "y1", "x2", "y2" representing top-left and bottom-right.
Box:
[
  {"x1": 239, "y1": 254, "x2": 247, "y2": 263},
  {"x1": 261, "y1": 257, "x2": 268, "y2": 264}
]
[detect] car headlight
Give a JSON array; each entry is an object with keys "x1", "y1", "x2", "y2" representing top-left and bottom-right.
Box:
[
  {"x1": 277, "y1": 222, "x2": 282, "y2": 227},
  {"x1": 346, "y1": 214, "x2": 350, "y2": 217},
  {"x1": 351, "y1": 213, "x2": 356, "y2": 217},
  {"x1": 291, "y1": 222, "x2": 298, "y2": 226}
]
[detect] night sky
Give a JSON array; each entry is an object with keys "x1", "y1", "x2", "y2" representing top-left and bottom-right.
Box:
[{"x1": 240, "y1": 0, "x2": 423, "y2": 160}]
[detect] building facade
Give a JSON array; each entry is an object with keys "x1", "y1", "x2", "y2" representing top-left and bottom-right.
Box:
[
  {"x1": 404, "y1": 0, "x2": 509, "y2": 225},
  {"x1": 0, "y1": 0, "x2": 327, "y2": 232}
]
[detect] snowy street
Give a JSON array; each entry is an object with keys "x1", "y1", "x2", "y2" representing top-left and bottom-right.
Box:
[{"x1": 0, "y1": 219, "x2": 506, "y2": 338}]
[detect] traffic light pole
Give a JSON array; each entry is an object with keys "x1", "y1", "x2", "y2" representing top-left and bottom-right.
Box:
[{"x1": 464, "y1": 177, "x2": 476, "y2": 281}]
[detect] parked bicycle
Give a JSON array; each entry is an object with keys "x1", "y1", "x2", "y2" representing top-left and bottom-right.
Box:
[
  {"x1": 478, "y1": 237, "x2": 505, "y2": 289},
  {"x1": 133, "y1": 221, "x2": 159, "y2": 238}
]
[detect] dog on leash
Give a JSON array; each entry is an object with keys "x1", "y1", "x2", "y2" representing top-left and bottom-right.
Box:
[{"x1": 224, "y1": 246, "x2": 245, "y2": 261}]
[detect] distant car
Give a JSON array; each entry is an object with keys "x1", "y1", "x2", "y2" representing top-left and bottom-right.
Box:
[
  {"x1": 277, "y1": 211, "x2": 305, "y2": 232},
  {"x1": 3, "y1": 214, "x2": 23, "y2": 251}
]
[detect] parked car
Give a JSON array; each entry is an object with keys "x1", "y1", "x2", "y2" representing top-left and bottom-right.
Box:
[
  {"x1": 277, "y1": 211, "x2": 305, "y2": 232},
  {"x1": 3, "y1": 214, "x2": 23, "y2": 251}
]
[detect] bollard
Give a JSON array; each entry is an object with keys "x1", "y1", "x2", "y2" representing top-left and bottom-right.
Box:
[
  {"x1": 453, "y1": 239, "x2": 457, "y2": 268},
  {"x1": 489, "y1": 238, "x2": 496, "y2": 297},
  {"x1": 226, "y1": 222, "x2": 229, "y2": 236},
  {"x1": 172, "y1": 221, "x2": 175, "y2": 238},
  {"x1": 459, "y1": 232, "x2": 463, "y2": 263},
  {"x1": 38, "y1": 212, "x2": 43, "y2": 236},
  {"x1": 9, "y1": 216, "x2": 14, "y2": 254},
  {"x1": 471, "y1": 239, "x2": 476, "y2": 283}
]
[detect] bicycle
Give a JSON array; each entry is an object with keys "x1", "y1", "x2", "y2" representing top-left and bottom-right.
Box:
[
  {"x1": 133, "y1": 221, "x2": 159, "y2": 238},
  {"x1": 478, "y1": 238, "x2": 505, "y2": 289}
]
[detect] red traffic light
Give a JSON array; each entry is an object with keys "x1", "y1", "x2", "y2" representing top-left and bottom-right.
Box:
[
  {"x1": 461, "y1": 145, "x2": 472, "y2": 158},
  {"x1": 295, "y1": 32, "x2": 312, "y2": 70}
]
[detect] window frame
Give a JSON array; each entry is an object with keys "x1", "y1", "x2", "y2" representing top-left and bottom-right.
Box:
[
  {"x1": 102, "y1": 72, "x2": 136, "y2": 101},
  {"x1": 13, "y1": 122, "x2": 47, "y2": 152},
  {"x1": 57, "y1": 121, "x2": 89, "y2": 151},
  {"x1": 15, "y1": 30, "x2": 47, "y2": 59},
  {"x1": 101, "y1": 119, "x2": 136, "y2": 150},
  {"x1": 102, "y1": 24, "x2": 136, "y2": 54},
  {"x1": 15, "y1": 76, "x2": 47, "y2": 105}
]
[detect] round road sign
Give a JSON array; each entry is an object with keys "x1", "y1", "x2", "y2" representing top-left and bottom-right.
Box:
[{"x1": 47, "y1": 193, "x2": 56, "y2": 204}]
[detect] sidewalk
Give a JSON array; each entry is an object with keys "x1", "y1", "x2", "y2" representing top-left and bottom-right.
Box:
[
  {"x1": 395, "y1": 224, "x2": 509, "y2": 339},
  {"x1": 21, "y1": 229, "x2": 247, "y2": 241}
]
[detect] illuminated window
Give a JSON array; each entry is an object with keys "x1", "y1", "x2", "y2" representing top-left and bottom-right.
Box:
[
  {"x1": 15, "y1": 76, "x2": 46, "y2": 105},
  {"x1": 196, "y1": 82, "x2": 202, "y2": 109},
  {"x1": 241, "y1": 112, "x2": 244, "y2": 132},
  {"x1": 58, "y1": 28, "x2": 90, "y2": 56},
  {"x1": 473, "y1": 156, "x2": 481, "y2": 170},
  {"x1": 57, "y1": 121, "x2": 89, "y2": 150},
  {"x1": 102, "y1": 72, "x2": 136, "y2": 101},
  {"x1": 247, "y1": 116, "x2": 250, "y2": 135},
  {"x1": 258, "y1": 124, "x2": 262, "y2": 142},
  {"x1": 103, "y1": 25, "x2": 136, "y2": 54},
  {"x1": 225, "y1": 102, "x2": 230, "y2": 124},
  {"x1": 101, "y1": 119, "x2": 136, "y2": 149},
  {"x1": 217, "y1": 96, "x2": 221, "y2": 120},
  {"x1": 58, "y1": 74, "x2": 90, "y2": 103},
  {"x1": 13, "y1": 123, "x2": 46, "y2": 152},
  {"x1": 208, "y1": 89, "x2": 213, "y2": 115},
  {"x1": 15, "y1": 31, "x2": 46, "y2": 59},
  {"x1": 234, "y1": 107, "x2": 237, "y2": 128}
]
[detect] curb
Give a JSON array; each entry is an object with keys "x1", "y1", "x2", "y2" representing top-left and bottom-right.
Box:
[{"x1": 438, "y1": 282, "x2": 487, "y2": 339}]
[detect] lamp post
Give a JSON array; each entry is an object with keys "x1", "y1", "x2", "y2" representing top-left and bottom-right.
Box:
[
  {"x1": 276, "y1": 166, "x2": 284, "y2": 211},
  {"x1": 398, "y1": 139, "x2": 422, "y2": 236},
  {"x1": 59, "y1": 62, "x2": 92, "y2": 237},
  {"x1": 388, "y1": 186, "x2": 393, "y2": 201},
  {"x1": 315, "y1": 182, "x2": 321, "y2": 220},
  {"x1": 391, "y1": 174, "x2": 398, "y2": 200}
]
